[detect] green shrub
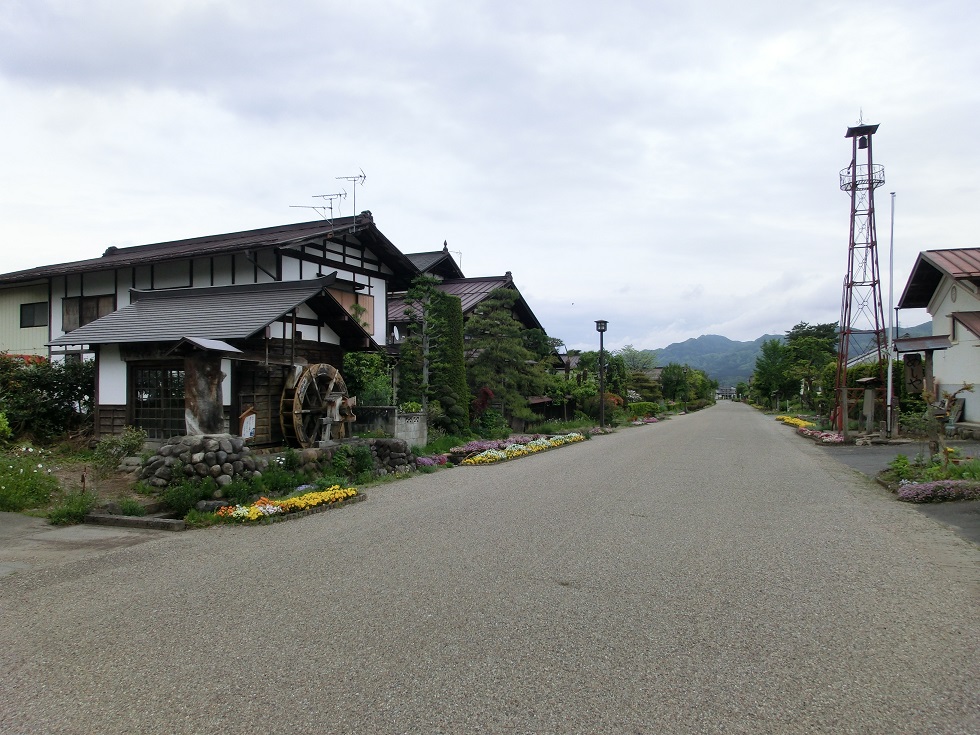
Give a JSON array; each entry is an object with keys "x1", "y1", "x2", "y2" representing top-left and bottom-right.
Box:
[
  {"x1": 48, "y1": 489, "x2": 98, "y2": 525},
  {"x1": 952, "y1": 458, "x2": 980, "y2": 481},
  {"x1": 0, "y1": 451, "x2": 61, "y2": 511},
  {"x1": 162, "y1": 478, "x2": 215, "y2": 517},
  {"x1": 476, "y1": 409, "x2": 510, "y2": 439},
  {"x1": 313, "y1": 474, "x2": 348, "y2": 490},
  {"x1": 223, "y1": 478, "x2": 257, "y2": 505},
  {"x1": 0, "y1": 412, "x2": 12, "y2": 443},
  {"x1": 0, "y1": 355, "x2": 95, "y2": 442},
  {"x1": 92, "y1": 426, "x2": 148, "y2": 476},
  {"x1": 254, "y1": 464, "x2": 306, "y2": 496},
  {"x1": 888, "y1": 454, "x2": 913, "y2": 480},
  {"x1": 330, "y1": 445, "x2": 374, "y2": 480},
  {"x1": 628, "y1": 402, "x2": 659, "y2": 417},
  {"x1": 399, "y1": 401, "x2": 423, "y2": 413},
  {"x1": 278, "y1": 448, "x2": 301, "y2": 471},
  {"x1": 116, "y1": 497, "x2": 147, "y2": 516},
  {"x1": 184, "y1": 508, "x2": 219, "y2": 528}
]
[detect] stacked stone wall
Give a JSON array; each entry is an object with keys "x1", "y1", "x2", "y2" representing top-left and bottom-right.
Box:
[{"x1": 139, "y1": 435, "x2": 417, "y2": 490}]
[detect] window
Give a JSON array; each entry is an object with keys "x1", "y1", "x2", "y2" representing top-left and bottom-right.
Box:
[
  {"x1": 20, "y1": 302, "x2": 48, "y2": 328},
  {"x1": 62, "y1": 295, "x2": 115, "y2": 332},
  {"x1": 132, "y1": 365, "x2": 185, "y2": 440}
]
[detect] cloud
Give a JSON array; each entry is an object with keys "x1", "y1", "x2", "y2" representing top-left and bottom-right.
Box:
[{"x1": 0, "y1": 0, "x2": 974, "y2": 359}]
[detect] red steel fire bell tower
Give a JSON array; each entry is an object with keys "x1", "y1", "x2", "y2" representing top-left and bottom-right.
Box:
[{"x1": 833, "y1": 123, "x2": 887, "y2": 436}]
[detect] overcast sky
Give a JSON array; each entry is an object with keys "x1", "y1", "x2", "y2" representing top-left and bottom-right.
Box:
[{"x1": 1, "y1": 0, "x2": 975, "y2": 352}]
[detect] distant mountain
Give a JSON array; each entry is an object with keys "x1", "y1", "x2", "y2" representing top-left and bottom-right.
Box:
[{"x1": 643, "y1": 322, "x2": 932, "y2": 388}]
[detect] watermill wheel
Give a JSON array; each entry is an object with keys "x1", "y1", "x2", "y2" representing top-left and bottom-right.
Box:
[{"x1": 279, "y1": 363, "x2": 350, "y2": 448}]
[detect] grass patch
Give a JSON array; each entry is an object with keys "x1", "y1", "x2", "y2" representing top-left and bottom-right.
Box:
[{"x1": 48, "y1": 489, "x2": 98, "y2": 525}]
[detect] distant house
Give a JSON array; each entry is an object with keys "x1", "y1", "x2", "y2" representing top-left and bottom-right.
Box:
[
  {"x1": 389, "y1": 249, "x2": 554, "y2": 418},
  {"x1": 387, "y1": 261, "x2": 545, "y2": 350},
  {"x1": 0, "y1": 213, "x2": 418, "y2": 444},
  {"x1": 898, "y1": 247, "x2": 980, "y2": 422}
]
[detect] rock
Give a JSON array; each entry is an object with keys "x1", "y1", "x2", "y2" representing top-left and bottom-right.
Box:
[
  {"x1": 216, "y1": 474, "x2": 233, "y2": 488},
  {"x1": 219, "y1": 437, "x2": 234, "y2": 454},
  {"x1": 196, "y1": 499, "x2": 227, "y2": 512}
]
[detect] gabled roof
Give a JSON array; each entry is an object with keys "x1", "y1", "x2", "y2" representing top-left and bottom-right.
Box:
[
  {"x1": 0, "y1": 213, "x2": 420, "y2": 289},
  {"x1": 406, "y1": 242, "x2": 465, "y2": 279},
  {"x1": 49, "y1": 275, "x2": 376, "y2": 350},
  {"x1": 387, "y1": 273, "x2": 544, "y2": 332},
  {"x1": 899, "y1": 248, "x2": 980, "y2": 309}
]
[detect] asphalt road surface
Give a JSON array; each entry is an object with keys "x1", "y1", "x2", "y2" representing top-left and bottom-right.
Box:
[{"x1": 2, "y1": 402, "x2": 977, "y2": 734}]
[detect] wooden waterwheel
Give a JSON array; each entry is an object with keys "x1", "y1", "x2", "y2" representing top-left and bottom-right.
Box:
[{"x1": 279, "y1": 363, "x2": 354, "y2": 448}]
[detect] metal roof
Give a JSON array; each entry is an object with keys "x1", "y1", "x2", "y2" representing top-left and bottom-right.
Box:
[
  {"x1": 899, "y1": 248, "x2": 980, "y2": 309},
  {"x1": 49, "y1": 275, "x2": 375, "y2": 350},
  {"x1": 0, "y1": 213, "x2": 420, "y2": 289},
  {"x1": 893, "y1": 335, "x2": 952, "y2": 353}
]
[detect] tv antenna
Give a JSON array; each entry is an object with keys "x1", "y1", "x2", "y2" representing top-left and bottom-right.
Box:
[
  {"x1": 290, "y1": 191, "x2": 346, "y2": 224},
  {"x1": 337, "y1": 169, "x2": 366, "y2": 230}
]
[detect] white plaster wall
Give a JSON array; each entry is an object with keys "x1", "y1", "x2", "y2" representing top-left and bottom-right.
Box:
[
  {"x1": 929, "y1": 280, "x2": 980, "y2": 421},
  {"x1": 98, "y1": 344, "x2": 128, "y2": 405}
]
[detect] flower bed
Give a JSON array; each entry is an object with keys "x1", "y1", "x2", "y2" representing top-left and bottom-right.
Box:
[
  {"x1": 460, "y1": 433, "x2": 585, "y2": 466},
  {"x1": 895, "y1": 479, "x2": 980, "y2": 503},
  {"x1": 776, "y1": 415, "x2": 816, "y2": 429},
  {"x1": 797, "y1": 427, "x2": 845, "y2": 444},
  {"x1": 215, "y1": 485, "x2": 360, "y2": 523}
]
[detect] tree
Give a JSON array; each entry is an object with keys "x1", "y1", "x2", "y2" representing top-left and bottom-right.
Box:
[
  {"x1": 342, "y1": 352, "x2": 392, "y2": 406},
  {"x1": 465, "y1": 288, "x2": 549, "y2": 423},
  {"x1": 785, "y1": 322, "x2": 838, "y2": 409},
  {"x1": 617, "y1": 345, "x2": 657, "y2": 372},
  {"x1": 398, "y1": 277, "x2": 469, "y2": 435},
  {"x1": 659, "y1": 363, "x2": 688, "y2": 401},
  {"x1": 428, "y1": 290, "x2": 469, "y2": 436},
  {"x1": 0, "y1": 354, "x2": 95, "y2": 441},
  {"x1": 751, "y1": 339, "x2": 796, "y2": 407}
]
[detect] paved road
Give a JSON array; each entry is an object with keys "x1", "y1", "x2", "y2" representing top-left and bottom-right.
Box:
[{"x1": 2, "y1": 402, "x2": 977, "y2": 734}]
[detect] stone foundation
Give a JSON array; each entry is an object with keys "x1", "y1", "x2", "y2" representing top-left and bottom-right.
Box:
[{"x1": 139, "y1": 435, "x2": 417, "y2": 490}]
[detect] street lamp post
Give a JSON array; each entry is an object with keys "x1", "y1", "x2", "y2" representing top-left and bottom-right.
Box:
[
  {"x1": 595, "y1": 320, "x2": 608, "y2": 428},
  {"x1": 682, "y1": 365, "x2": 688, "y2": 413}
]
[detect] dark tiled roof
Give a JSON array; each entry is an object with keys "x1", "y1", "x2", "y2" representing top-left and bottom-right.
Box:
[
  {"x1": 0, "y1": 213, "x2": 420, "y2": 289},
  {"x1": 406, "y1": 247, "x2": 464, "y2": 279},
  {"x1": 899, "y1": 248, "x2": 980, "y2": 309},
  {"x1": 49, "y1": 275, "x2": 375, "y2": 350},
  {"x1": 387, "y1": 274, "x2": 544, "y2": 333},
  {"x1": 388, "y1": 276, "x2": 510, "y2": 322}
]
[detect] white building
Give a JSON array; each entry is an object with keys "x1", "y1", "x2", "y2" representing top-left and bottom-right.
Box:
[{"x1": 898, "y1": 248, "x2": 980, "y2": 423}]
